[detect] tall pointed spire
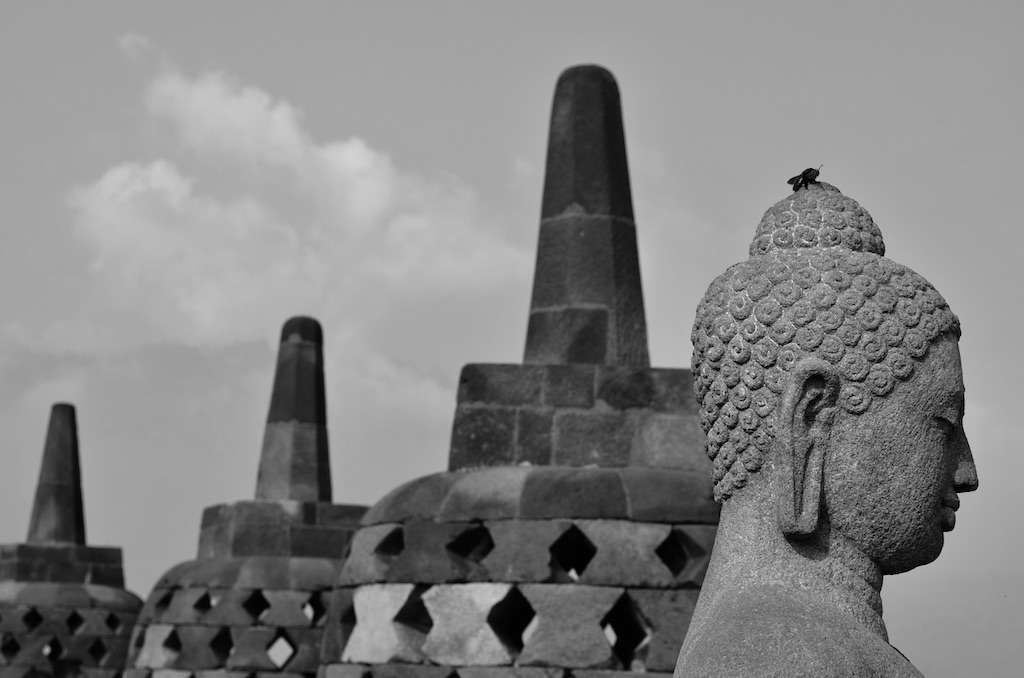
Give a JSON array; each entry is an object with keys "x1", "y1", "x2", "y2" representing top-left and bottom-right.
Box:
[
  {"x1": 525, "y1": 64, "x2": 649, "y2": 366},
  {"x1": 319, "y1": 65, "x2": 717, "y2": 678},
  {"x1": 2, "y1": 404, "x2": 143, "y2": 676},
  {"x1": 27, "y1": 403, "x2": 85, "y2": 544},
  {"x1": 256, "y1": 315, "x2": 331, "y2": 502}
]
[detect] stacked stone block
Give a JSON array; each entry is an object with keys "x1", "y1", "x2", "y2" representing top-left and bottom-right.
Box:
[
  {"x1": 450, "y1": 364, "x2": 705, "y2": 471},
  {"x1": 0, "y1": 403, "x2": 143, "y2": 677},
  {"x1": 125, "y1": 317, "x2": 366, "y2": 678},
  {"x1": 319, "y1": 65, "x2": 717, "y2": 678}
]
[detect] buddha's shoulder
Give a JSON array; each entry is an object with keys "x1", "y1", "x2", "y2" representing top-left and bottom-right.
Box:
[{"x1": 675, "y1": 587, "x2": 923, "y2": 678}]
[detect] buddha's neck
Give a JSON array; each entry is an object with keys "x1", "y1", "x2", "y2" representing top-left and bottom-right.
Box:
[{"x1": 705, "y1": 492, "x2": 887, "y2": 639}]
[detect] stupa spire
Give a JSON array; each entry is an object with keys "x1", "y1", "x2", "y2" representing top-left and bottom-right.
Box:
[
  {"x1": 525, "y1": 64, "x2": 649, "y2": 366},
  {"x1": 2, "y1": 404, "x2": 142, "y2": 676},
  {"x1": 27, "y1": 402, "x2": 85, "y2": 544},
  {"x1": 255, "y1": 315, "x2": 331, "y2": 501},
  {"x1": 127, "y1": 316, "x2": 365, "y2": 677},
  {"x1": 319, "y1": 65, "x2": 717, "y2": 677}
]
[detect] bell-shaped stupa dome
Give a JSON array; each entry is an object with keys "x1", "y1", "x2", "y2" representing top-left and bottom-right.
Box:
[
  {"x1": 0, "y1": 403, "x2": 143, "y2": 677},
  {"x1": 124, "y1": 317, "x2": 366, "y2": 677},
  {"x1": 318, "y1": 65, "x2": 718, "y2": 678}
]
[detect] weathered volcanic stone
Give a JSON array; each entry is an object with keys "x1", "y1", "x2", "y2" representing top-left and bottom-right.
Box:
[
  {"x1": 342, "y1": 584, "x2": 428, "y2": 664},
  {"x1": 355, "y1": 467, "x2": 718, "y2": 527},
  {"x1": 517, "y1": 585, "x2": 621, "y2": 668},
  {"x1": 479, "y1": 520, "x2": 570, "y2": 583},
  {"x1": 0, "y1": 404, "x2": 142, "y2": 677},
  {"x1": 676, "y1": 184, "x2": 978, "y2": 677},
  {"x1": 629, "y1": 589, "x2": 699, "y2": 672},
  {"x1": 421, "y1": 584, "x2": 517, "y2": 665},
  {"x1": 519, "y1": 468, "x2": 628, "y2": 519},
  {"x1": 436, "y1": 468, "x2": 530, "y2": 522},
  {"x1": 571, "y1": 521, "x2": 674, "y2": 587},
  {"x1": 448, "y1": 365, "x2": 702, "y2": 471},
  {"x1": 127, "y1": 317, "x2": 365, "y2": 678},
  {"x1": 457, "y1": 668, "x2": 563, "y2": 678},
  {"x1": 27, "y1": 403, "x2": 85, "y2": 545},
  {"x1": 525, "y1": 65, "x2": 647, "y2": 368},
  {"x1": 257, "y1": 316, "x2": 330, "y2": 502},
  {"x1": 337, "y1": 524, "x2": 404, "y2": 586},
  {"x1": 319, "y1": 65, "x2": 718, "y2": 678}
]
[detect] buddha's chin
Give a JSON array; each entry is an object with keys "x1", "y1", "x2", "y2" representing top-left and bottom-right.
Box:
[
  {"x1": 941, "y1": 505, "x2": 957, "y2": 532},
  {"x1": 881, "y1": 535, "x2": 945, "y2": 575}
]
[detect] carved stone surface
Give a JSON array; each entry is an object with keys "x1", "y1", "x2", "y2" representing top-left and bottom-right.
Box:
[
  {"x1": 126, "y1": 317, "x2": 365, "y2": 677},
  {"x1": 320, "y1": 64, "x2": 716, "y2": 678},
  {"x1": 449, "y1": 364, "x2": 702, "y2": 471},
  {"x1": 675, "y1": 183, "x2": 979, "y2": 677},
  {"x1": 0, "y1": 404, "x2": 143, "y2": 677},
  {"x1": 526, "y1": 64, "x2": 647, "y2": 368}
]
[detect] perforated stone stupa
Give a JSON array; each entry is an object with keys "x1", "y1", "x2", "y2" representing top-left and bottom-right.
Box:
[
  {"x1": 124, "y1": 317, "x2": 366, "y2": 678},
  {"x1": 318, "y1": 65, "x2": 718, "y2": 678},
  {"x1": 0, "y1": 403, "x2": 143, "y2": 677}
]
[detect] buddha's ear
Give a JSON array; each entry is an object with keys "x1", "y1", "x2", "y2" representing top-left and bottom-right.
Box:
[{"x1": 775, "y1": 358, "x2": 840, "y2": 538}]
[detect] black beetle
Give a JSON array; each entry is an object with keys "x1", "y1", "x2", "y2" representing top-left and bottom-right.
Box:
[{"x1": 787, "y1": 165, "x2": 823, "y2": 192}]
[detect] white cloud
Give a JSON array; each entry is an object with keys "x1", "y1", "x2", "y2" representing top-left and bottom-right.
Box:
[
  {"x1": 68, "y1": 159, "x2": 325, "y2": 347},
  {"x1": 145, "y1": 69, "x2": 309, "y2": 169},
  {"x1": 53, "y1": 60, "x2": 530, "y2": 353}
]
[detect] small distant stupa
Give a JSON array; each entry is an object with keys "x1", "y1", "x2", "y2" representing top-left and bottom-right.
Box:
[
  {"x1": 124, "y1": 317, "x2": 366, "y2": 677},
  {"x1": 318, "y1": 65, "x2": 719, "y2": 678},
  {"x1": 0, "y1": 403, "x2": 143, "y2": 677}
]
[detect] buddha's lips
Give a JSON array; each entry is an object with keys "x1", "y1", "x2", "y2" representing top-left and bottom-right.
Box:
[{"x1": 940, "y1": 495, "x2": 960, "y2": 531}]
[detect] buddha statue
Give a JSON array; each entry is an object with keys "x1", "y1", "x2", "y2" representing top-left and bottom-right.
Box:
[{"x1": 674, "y1": 182, "x2": 978, "y2": 677}]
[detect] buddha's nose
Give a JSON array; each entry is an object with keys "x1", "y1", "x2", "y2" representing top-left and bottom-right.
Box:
[{"x1": 954, "y1": 431, "x2": 979, "y2": 492}]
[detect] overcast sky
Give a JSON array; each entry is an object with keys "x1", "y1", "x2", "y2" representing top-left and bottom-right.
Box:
[{"x1": 1, "y1": 2, "x2": 1021, "y2": 676}]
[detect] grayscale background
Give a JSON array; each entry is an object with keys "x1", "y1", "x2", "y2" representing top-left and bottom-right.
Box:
[{"x1": 1, "y1": 3, "x2": 1020, "y2": 676}]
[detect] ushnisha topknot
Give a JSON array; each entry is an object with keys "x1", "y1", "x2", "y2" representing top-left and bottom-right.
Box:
[
  {"x1": 750, "y1": 182, "x2": 885, "y2": 257},
  {"x1": 692, "y1": 182, "x2": 960, "y2": 501}
]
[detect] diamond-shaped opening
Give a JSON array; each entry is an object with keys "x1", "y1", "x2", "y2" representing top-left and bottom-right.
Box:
[
  {"x1": 42, "y1": 637, "x2": 64, "y2": 660},
  {"x1": 600, "y1": 593, "x2": 652, "y2": 670},
  {"x1": 209, "y1": 627, "x2": 233, "y2": 664},
  {"x1": 154, "y1": 589, "x2": 174, "y2": 616},
  {"x1": 393, "y1": 585, "x2": 433, "y2": 635},
  {"x1": 242, "y1": 590, "x2": 271, "y2": 621},
  {"x1": 301, "y1": 592, "x2": 326, "y2": 625},
  {"x1": 1, "y1": 633, "x2": 21, "y2": 661},
  {"x1": 446, "y1": 525, "x2": 495, "y2": 565},
  {"x1": 486, "y1": 587, "x2": 536, "y2": 654},
  {"x1": 162, "y1": 629, "x2": 183, "y2": 654},
  {"x1": 548, "y1": 524, "x2": 597, "y2": 582},
  {"x1": 22, "y1": 608, "x2": 44, "y2": 630},
  {"x1": 266, "y1": 632, "x2": 295, "y2": 669},
  {"x1": 374, "y1": 527, "x2": 405, "y2": 560},
  {"x1": 105, "y1": 612, "x2": 122, "y2": 633},
  {"x1": 655, "y1": 528, "x2": 705, "y2": 578},
  {"x1": 193, "y1": 592, "x2": 213, "y2": 612},
  {"x1": 65, "y1": 610, "x2": 85, "y2": 634},
  {"x1": 88, "y1": 638, "x2": 108, "y2": 664}
]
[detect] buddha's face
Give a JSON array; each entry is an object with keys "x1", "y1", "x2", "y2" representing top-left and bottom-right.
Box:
[{"x1": 822, "y1": 336, "x2": 978, "y2": 574}]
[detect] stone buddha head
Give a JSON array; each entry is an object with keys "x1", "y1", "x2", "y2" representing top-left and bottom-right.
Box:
[{"x1": 690, "y1": 182, "x2": 978, "y2": 575}]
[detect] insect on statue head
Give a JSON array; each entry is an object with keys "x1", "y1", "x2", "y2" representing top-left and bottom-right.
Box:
[{"x1": 787, "y1": 165, "x2": 823, "y2": 192}]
